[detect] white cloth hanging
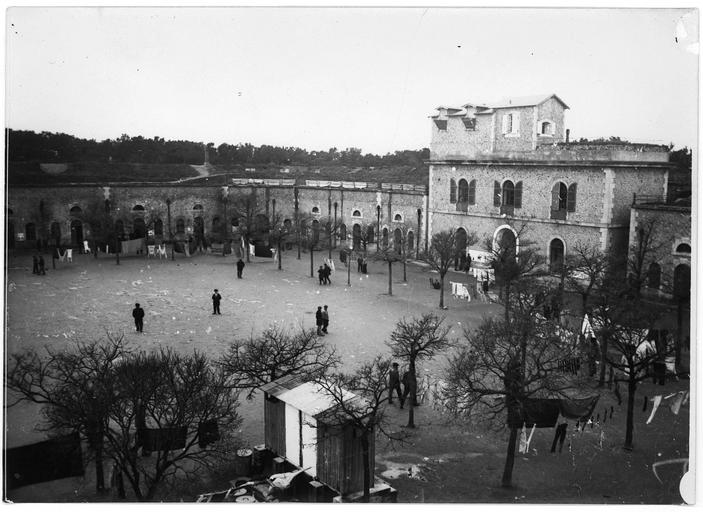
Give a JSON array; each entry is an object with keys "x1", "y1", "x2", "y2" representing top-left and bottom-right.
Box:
[
  {"x1": 646, "y1": 395, "x2": 663, "y2": 424},
  {"x1": 518, "y1": 424, "x2": 528, "y2": 454}
]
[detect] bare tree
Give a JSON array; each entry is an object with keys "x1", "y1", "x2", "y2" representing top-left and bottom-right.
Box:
[
  {"x1": 220, "y1": 324, "x2": 339, "y2": 399},
  {"x1": 564, "y1": 241, "x2": 610, "y2": 318},
  {"x1": 314, "y1": 356, "x2": 405, "y2": 502},
  {"x1": 7, "y1": 339, "x2": 242, "y2": 501},
  {"x1": 386, "y1": 314, "x2": 453, "y2": 428},
  {"x1": 7, "y1": 333, "x2": 129, "y2": 494},
  {"x1": 374, "y1": 245, "x2": 404, "y2": 296},
  {"x1": 422, "y1": 229, "x2": 478, "y2": 309},
  {"x1": 229, "y1": 189, "x2": 264, "y2": 263},
  {"x1": 627, "y1": 218, "x2": 666, "y2": 299},
  {"x1": 444, "y1": 288, "x2": 584, "y2": 488}
]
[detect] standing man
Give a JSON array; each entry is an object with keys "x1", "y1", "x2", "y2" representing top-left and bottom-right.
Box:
[
  {"x1": 212, "y1": 289, "x2": 222, "y2": 315},
  {"x1": 317, "y1": 265, "x2": 325, "y2": 285},
  {"x1": 38, "y1": 254, "x2": 46, "y2": 275},
  {"x1": 321, "y1": 305, "x2": 330, "y2": 334},
  {"x1": 236, "y1": 258, "x2": 245, "y2": 279},
  {"x1": 315, "y1": 306, "x2": 324, "y2": 336},
  {"x1": 32, "y1": 254, "x2": 39, "y2": 274},
  {"x1": 323, "y1": 262, "x2": 332, "y2": 285},
  {"x1": 132, "y1": 303, "x2": 145, "y2": 333},
  {"x1": 388, "y1": 362, "x2": 403, "y2": 408},
  {"x1": 357, "y1": 256, "x2": 363, "y2": 273}
]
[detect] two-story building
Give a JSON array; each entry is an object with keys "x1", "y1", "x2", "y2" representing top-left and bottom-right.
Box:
[{"x1": 427, "y1": 94, "x2": 674, "y2": 271}]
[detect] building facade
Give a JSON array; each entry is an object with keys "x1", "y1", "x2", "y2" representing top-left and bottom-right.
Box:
[
  {"x1": 427, "y1": 94, "x2": 674, "y2": 270},
  {"x1": 6, "y1": 164, "x2": 428, "y2": 257}
]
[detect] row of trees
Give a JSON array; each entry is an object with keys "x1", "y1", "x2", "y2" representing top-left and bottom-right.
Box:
[{"x1": 7, "y1": 129, "x2": 430, "y2": 168}]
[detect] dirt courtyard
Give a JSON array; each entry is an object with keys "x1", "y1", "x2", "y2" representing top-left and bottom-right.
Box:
[{"x1": 3, "y1": 249, "x2": 691, "y2": 503}]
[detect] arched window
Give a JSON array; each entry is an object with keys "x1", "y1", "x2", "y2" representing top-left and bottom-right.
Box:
[
  {"x1": 340, "y1": 224, "x2": 347, "y2": 241},
  {"x1": 352, "y1": 209, "x2": 362, "y2": 218},
  {"x1": 311, "y1": 206, "x2": 320, "y2": 214},
  {"x1": 382, "y1": 227, "x2": 389, "y2": 248},
  {"x1": 70, "y1": 205, "x2": 82, "y2": 216},
  {"x1": 676, "y1": 243, "x2": 691, "y2": 254},
  {"x1": 193, "y1": 204, "x2": 203, "y2": 212},
  {"x1": 25, "y1": 223, "x2": 36, "y2": 241},
  {"x1": 132, "y1": 205, "x2": 145, "y2": 212},
  {"x1": 647, "y1": 262, "x2": 661, "y2": 289},
  {"x1": 407, "y1": 231, "x2": 415, "y2": 251},
  {"x1": 540, "y1": 121, "x2": 554, "y2": 135},
  {"x1": 567, "y1": 183, "x2": 577, "y2": 212},
  {"x1": 154, "y1": 218, "x2": 163, "y2": 236},
  {"x1": 549, "y1": 238, "x2": 565, "y2": 272},
  {"x1": 502, "y1": 180, "x2": 515, "y2": 206},
  {"x1": 552, "y1": 182, "x2": 568, "y2": 211},
  {"x1": 449, "y1": 179, "x2": 457, "y2": 204},
  {"x1": 468, "y1": 180, "x2": 476, "y2": 205},
  {"x1": 176, "y1": 218, "x2": 185, "y2": 234},
  {"x1": 394, "y1": 213, "x2": 403, "y2": 222},
  {"x1": 458, "y1": 179, "x2": 469, "y2": 203}
]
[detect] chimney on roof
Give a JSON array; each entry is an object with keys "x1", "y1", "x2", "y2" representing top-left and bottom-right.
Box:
[{"x1": 565, "y1": 129, "x2": 570, "y2": 143}]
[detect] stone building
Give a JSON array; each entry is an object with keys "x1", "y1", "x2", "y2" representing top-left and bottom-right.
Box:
[
  {"x1": 427, "y1": 93, "x2": 675, "y2": 271},
  {"x1": 629, "y1": 196, "x2": 692, "y2": 301},
  {"x1": 6, "y1": 162, "x2": 428, "y2": 257}
]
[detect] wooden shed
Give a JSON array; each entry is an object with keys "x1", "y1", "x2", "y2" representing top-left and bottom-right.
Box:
[{"x1": 259, "y1": 375, "x2": 375, "y2": 496}]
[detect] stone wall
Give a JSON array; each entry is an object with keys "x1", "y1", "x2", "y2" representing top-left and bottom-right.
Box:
[
  {"x1": 7, "y1": 183, "x2": 427, "y2": 251},
  {"x1": 629, "y1": 205, "x2": 692, "y2": 296}
]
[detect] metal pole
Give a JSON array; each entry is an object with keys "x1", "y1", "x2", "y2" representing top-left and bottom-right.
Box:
[{"x1": 347, "y1": 248, "x2": 351, "y2": 286}]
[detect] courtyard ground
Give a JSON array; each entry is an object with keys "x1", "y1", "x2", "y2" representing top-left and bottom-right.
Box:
[{"x1": 3, "y1": 248, "x2": 692, "y2": 503}]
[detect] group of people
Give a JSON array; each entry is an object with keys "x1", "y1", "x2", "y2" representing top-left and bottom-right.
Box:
[
  {"x1": 356, "y1": 256, "x2": 368, "y2": 274},
  {"x1": 387, "y1": 361, "x2": 416, "y2": 409},
  {"x1": 317, "y1": 262, "x2": 333, "y2": 285},
  {"x1": 31, "y1": 253, "x2": 46, "y2": 275},
  {"x1": 315, "y1": 305, "x2": 330, "y2": 335}
]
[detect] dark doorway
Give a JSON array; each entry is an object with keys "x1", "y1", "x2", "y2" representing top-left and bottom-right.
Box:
[
  {"x1": 133, "y1": 218, "x2": 146, "y2": 239},
  {"x1": 70, "y1": 220, "x2": 83, "y2": 247}
]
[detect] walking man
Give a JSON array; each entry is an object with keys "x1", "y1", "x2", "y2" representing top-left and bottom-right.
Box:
[
  {"x1": 315, "y1": 306, "x2": 324, "y2": 335},
  {"x1": 38, "y1": 254, "x2": 46, "y2": 275},
  {"x1": 236, "y1": 258, "x2": 245, "y2": 279},
  {"x1": 388, "y1": 362, "x2": 403, "y2": 408},
  {"x1": 323, "y1": 262, "x2": 332, "y2": 285},
  {"x1": 132, "y1": 303, "x2": 145, "y2": 333},
  {"x1": 212, "y1": 289, "x2": 222, "y2": 315},
  {"x1": 318, "y1": 265, "x2": 325, "y2": 285},
  {"x1": 321, "y1": 305, "x2": 330, "y2": 333},
  {"x1": 32, "y1": 254, "x2": 39, "y2": 274}
]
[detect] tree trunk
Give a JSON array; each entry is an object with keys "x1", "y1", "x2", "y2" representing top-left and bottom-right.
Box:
[
  {"x1": 501, "y1": 427, "x2": 518, "y2": 487},
  {"x1": 277, "y1": 238, "x2": 282, "y2": 270},
  {"x1": 361, "y1": 435, "x2": 371, "y2": 503},
  {"x1": 246, "y1": 240, "x2": 251, "y2": 263},
  {"x1": 598, "y1": 337, "x2": 609, "y2": 387},
  {"x1": 310, "y1": 246, "x2": 314, "y2": 278},
  {"x1": 403, "y1": 260, "x2": 407, "y2": 282},
  {"x1": 624, "y1": 377, "x2": 636, "y2": 450},
  {"x1": 407, "y1": 360, "x2": 417, "y2": 428},
  {"x1": 439, "y1": 273, "x2": 445, "y2": 309},
  {"x1": 95, "y1": 441, "x2": 105, "y2": 493},
  {"x1": 387, "y1": 261, "x2": 393, "y2": 295}
]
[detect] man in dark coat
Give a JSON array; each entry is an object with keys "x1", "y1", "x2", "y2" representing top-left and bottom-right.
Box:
[
  {"x1": 212, "y1": 289, "x2": 222, "y2": 315},
  {"x1": 357, "y1": 256, "x2": 363, "y2": 273},
  {"x1": 388, "y1": 362, "x2": 403, "y2": 408},
  {"x1": 401, "y1": 370, "x2": 417, "y2": 407},
  {"x1": 132, "y1": 303, "x2": 145, "y2": 333},
  {"x1": 38, "y1": 255, "x2": 46, "y2": 275},
  {"x1": 317, "y1": 266, "x2": 325, "y2": 285},
  {"x1": 236, "y1": 258, "x2": 245, "y2": 279},
  {"x1": 321, "y1": 305, "x2": 330, "y2": 333},
  {"x1": 315, "y1": 306, "x2": 324, "y2": 335},
  {"x1": 32, "y1": 254, "x2": 39, "y2": 274},
  {"x1": 323, "y1": 263, "x2": 332, "y2": 285}
]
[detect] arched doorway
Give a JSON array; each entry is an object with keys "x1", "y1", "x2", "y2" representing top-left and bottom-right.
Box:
[
  {"x1": 549, "y1": 238, "x2": 565, "y2": 273},
  {"x1": 494, "y1": 226, "x2": 518, "y2": 260},
  {"x1": 176, "y1": 218, "x2": 185, "y2": 235},
  {"x1": 455, "y1": 227, "x2": 468, "y2": 270},
  {"x1": 133, "y1": 218, "x2": 146, "y2": 239},
  {"x1": 154, "y1": 218, "x2": 163, "y2": 237},
  {"x1": 194, "y1": 216, "x2": 205, "y2": 242},
  {"x1": 366, "y1": 225, "x2": 374, "y2": 248},
  {"x1": 311, "y1": 219, "x2": 320, "y2": 244},
  {"x1": 407, "y1": 231, "x2": 414, "y2": 253},
  {"x1": 70, "y1": 219, "x2": 83, "y2": 247},
  {"x1": 382, "y1": 227, "x2": 389, "y2": 248},
  {"x1": 352, "y1": 224, "x2": 361, "y2": 250},
  {"x1": 212, "y1": 216, "x2": 221, "y2": 236},
  {"x1": 647, "y1": 262, "x2": 661, "y2": 290},
  {"x1": 394, "y1": 228, "x2": 403, "y2": 254},
  {"x1": 673, "y1": 264, "x2": 691, "y2": 300}
]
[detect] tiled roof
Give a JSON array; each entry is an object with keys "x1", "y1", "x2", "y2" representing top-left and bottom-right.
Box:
[{"x1": 489, "y1": 94, "x2": 569, "y2": 109}]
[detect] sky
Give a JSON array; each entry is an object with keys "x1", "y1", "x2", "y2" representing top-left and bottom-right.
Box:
[{"x1": 5, "y1": 6, "x2": 699, "y2": 154}]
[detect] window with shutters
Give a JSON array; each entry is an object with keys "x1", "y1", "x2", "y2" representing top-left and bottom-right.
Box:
[
  {"x1": 502, "y1": 112, "x2": 519, "y2": 136},
  {"x1": 449, "y1": 179, "x2": 457, "y2": 203},
  {"x1": 468, "y1": 180, "x2": 476, "y2": 205},
  {"x1": 551, "y1": 182, "x2": 569, "y2": 219},
  {"x1": 457, "y1": 179, "x2": 469, "y2": 203}
]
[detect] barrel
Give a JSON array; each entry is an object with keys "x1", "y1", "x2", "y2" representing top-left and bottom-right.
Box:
[{"x1": 234, "y1": 448, "x2": 253, "y2": 476}]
